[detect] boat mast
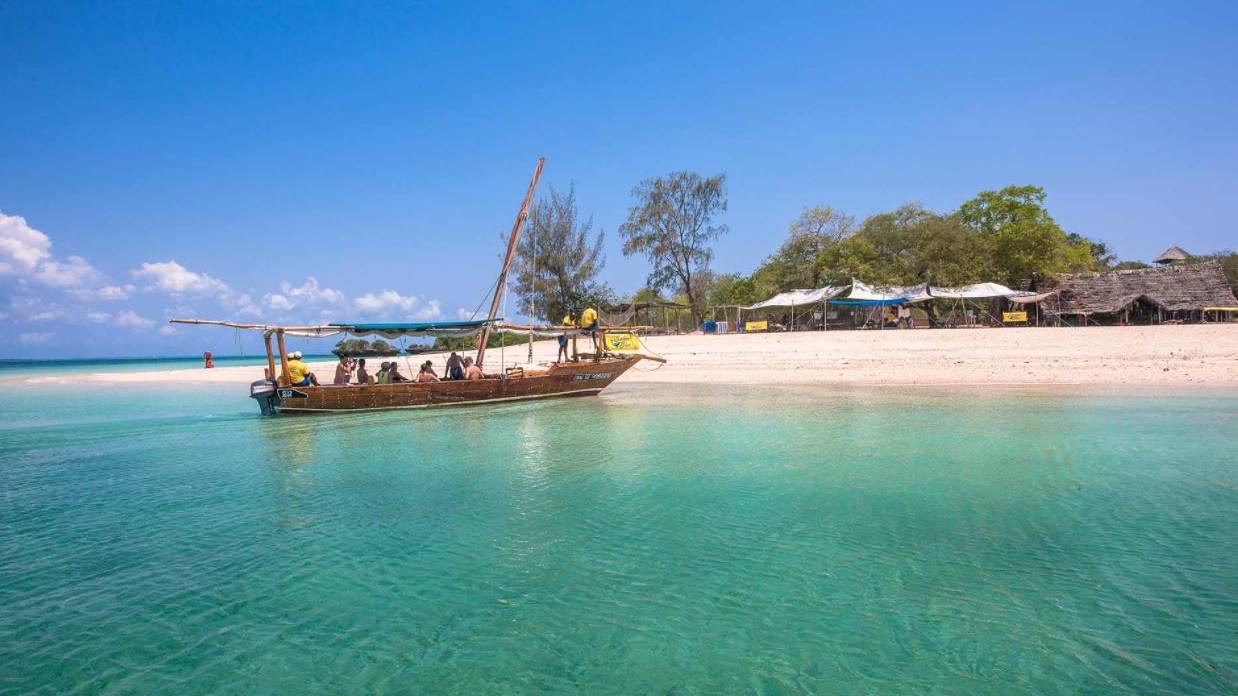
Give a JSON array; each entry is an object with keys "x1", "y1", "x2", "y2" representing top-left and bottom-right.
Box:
[{"x1": 476, "y1": 156, "x2": 545, "y2": 369}]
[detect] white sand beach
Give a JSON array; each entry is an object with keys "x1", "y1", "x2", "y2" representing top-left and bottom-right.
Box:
[{"x1": 85, "y1": 324, "x2": 1237, "y2": 387}]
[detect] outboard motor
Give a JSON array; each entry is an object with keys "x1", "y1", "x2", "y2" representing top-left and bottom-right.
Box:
[{"x1": 249, "y1": 379, "x2": 279, "y2": 415}]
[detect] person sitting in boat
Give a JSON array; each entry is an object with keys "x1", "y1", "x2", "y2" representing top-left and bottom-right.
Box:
[
  {"x1": 463, "y1": 356, "x2": 483, "y2": 380},
  {"x1": 388, "y1": 363, "x2": 410, "y2": 383},
  {"x1": 416, "y1": 360, "x2": 439, "y2": 383},
  {"x1": 333, "y1": 355, "x2": 353, "y2": 385},
  {"x1": 354, "y1": 358, "x2": 370, "y2": 385},
  {"x1": 557, "y1": 313, "x2": 575, "y2": 363},
  {"x1": 285, "y1": 351, "x2": 319, "y2": 387},
  {"x1": 375, "y1": 362, "x2": 391, "y2": 384},
  {"x1": 445, "y1": 352, "x2": 465, "y2": 380}
]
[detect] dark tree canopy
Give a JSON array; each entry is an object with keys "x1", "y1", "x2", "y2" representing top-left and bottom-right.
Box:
[
  {"x1": 513, "y1": 184, "x2": 611, "y2": 322},
  {"x1": 619, "y1": 171, "x2": 727, "y2": 323}
]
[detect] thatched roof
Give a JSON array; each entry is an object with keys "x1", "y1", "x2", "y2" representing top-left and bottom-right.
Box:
[
  {"x1": 1154, "y1": 246, "x2": 1188, "y2": 264},
  {"x1": 1049, "y1": 260, "x2": 1236, "y2": 315}
]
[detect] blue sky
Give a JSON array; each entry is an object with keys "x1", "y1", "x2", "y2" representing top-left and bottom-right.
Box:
[{"x1": 2, "y1": 2, "x2": 1236, "y2": 358}]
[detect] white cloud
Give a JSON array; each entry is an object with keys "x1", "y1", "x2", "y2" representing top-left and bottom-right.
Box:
[
  {"x1": 86, "y1": 311, "x2": 111, "y2": 322},
  {"x1": 19, "y1": 331, "x2": 54, "y2": 345},
  {"x1": 95, "y1": 284, "x2": 135, "y2": 301},
  {"x1": 264, "y1": 293, "x2": 294, "y2": 311},
  {"x1": 0, "y1": 213, "x2": 52, "y2": 273},
  {"x1": 413, "y1": 299, "x2": 443, "y2": 320},
  {"x1": 354, "y1": 290, "x2": 418, "y2": 313},
  {"x1": 32, "y1": 255, "x2": 103, "y2": 287},
  {"x1": 28, "y1": 309, "x2": 64, "y2": 322},
  {"x1": 0, "y1": 213, "x2": 102, "y2": 288},
  {"x1": 115, "y1": 310, "x2": 155, "y2": 329},
  {"x1": 159, "y1": 325, "x2": 177, "y2": 336},
  {"x1": 456, "y1": 307, "x2": 477, "y2": 320},
  {"x1": 283, "y1": 277, "x2": 345, "y2": 305},
  {"x1": 133, "y1": 261, "x2": 229, "y2": 295}
]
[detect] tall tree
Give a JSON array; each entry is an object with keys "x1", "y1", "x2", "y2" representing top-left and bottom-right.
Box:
[
  {"x1": 512, "y1": 184, "x2": 610, "y2": 322},
  {"x1": 956, "y1": 185, "x2": 1092, "y2": 288},
  {"x1": 753, "y1": 206, "x2": 856, "y2": 293},
  {"x1": 619, "y1": 171, "x2": 727, "y2": 324}
]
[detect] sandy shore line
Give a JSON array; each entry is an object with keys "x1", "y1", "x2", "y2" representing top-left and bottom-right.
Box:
[{"x1": 72, "y1": 324, "x2": 1237, "y2": 387}]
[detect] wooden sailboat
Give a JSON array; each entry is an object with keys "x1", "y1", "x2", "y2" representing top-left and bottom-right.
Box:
[{"x1": 171, "y1": 158, "x2": 663, "y2": 415}]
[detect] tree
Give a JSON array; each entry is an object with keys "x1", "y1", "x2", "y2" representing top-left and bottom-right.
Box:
[
  {"x1": 512, "y1": 184, "x2": 610, "y2": 322},
  {"x1": 1191, "y1": 250, "x2": 1238, "y2": 289},
  {"x1": 706, "y1": 272, "x2": 758, "y2": 310},
  {"x1": 619, "y1": 171, "x2": 727, "y2": 324},
  {"x1": 957, "y1": 185, "x2": 1094, "y2": 289},
  {"x1": 751, "y1": 206, "x2": 856, "y2": 294}
]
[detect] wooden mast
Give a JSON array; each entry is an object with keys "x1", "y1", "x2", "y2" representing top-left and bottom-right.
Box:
[{"x1": 476, "y1": 157, "x2": 545, "y2": 369}]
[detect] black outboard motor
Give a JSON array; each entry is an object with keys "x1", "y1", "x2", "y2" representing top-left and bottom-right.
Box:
[{"x1": 249, "y1": 379, "x2": 279, "y2": 415}]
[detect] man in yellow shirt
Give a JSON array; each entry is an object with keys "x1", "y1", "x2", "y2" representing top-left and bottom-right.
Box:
[
  {"x1": 558, "y1": 312, "x2": 575, "y2": 363},
  {"x1": 285, "y1": 351, "x2": 319, "y2": 387},
  {"x1": 580, "y1": 306, "x2": 600, "y2": 355}
]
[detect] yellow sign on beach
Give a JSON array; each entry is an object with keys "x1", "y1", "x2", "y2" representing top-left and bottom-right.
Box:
[
  {"x1": 603, "y1": 332, "x2": 641, "y2": 352},
  {"x1": 745, "y1": 320, "x2": 768, "y2": 332},
  {"x1": 1003, "y1": 311, "x2": 1028, "y2": 323}
]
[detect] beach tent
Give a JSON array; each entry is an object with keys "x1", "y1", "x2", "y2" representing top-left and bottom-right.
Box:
[
  {"x1": 927, "y1": 282, "x2": 1018, "y2": 299},
  {"x1": 846, "y1": 280, "x2": 932, "y2": 303},
  {"x1": 740, "y1": 286, "x2": 847, "y2": 330},
  {"x1": 924, "y1": 282, "x2": 1021, "y2": 327}
]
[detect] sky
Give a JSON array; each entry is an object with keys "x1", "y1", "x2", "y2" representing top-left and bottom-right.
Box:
[{"x1": 2, "y1": 1, "x2": 1236, "y2": 358}]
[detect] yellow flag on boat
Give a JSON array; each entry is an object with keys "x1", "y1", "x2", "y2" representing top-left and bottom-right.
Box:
[
  {"x1": 1002, "y1": 311, "x2": 1028, "y2": 323},
  {"x1": 745, "y1": 320, "x2": 768, "y2": 332},
  {"x1": 604, "y1": 332, "x2": 641, "y2": 352}
]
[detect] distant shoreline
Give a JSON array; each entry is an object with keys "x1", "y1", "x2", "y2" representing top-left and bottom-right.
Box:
[{"x1": 14, "y1": 323, "x2": 1231, "y2": 388}]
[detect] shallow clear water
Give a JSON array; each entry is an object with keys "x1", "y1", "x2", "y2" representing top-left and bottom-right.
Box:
[{"x1": 1, "y1": 378, "x2": 1235, "y2": 694}]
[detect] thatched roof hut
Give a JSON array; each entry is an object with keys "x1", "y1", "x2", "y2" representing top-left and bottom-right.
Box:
[
  {"x1": 1154, "y1": 246, "x2": 1188, "y2": 265},
  {"x1": 1048, "y1": 260, "x2": 1236, "y2": 316}
]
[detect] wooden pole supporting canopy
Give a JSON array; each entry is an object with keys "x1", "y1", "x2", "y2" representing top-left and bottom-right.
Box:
[
  {"x1": 263, "y1": 331, "x2": 276, "y2": 381},
  {"x1": 275, "y1": 329, "x2": 291, "y2": 386}
]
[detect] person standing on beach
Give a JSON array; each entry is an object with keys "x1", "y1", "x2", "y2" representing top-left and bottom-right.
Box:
[{"x1": 203, "y1": 350, "x2": 214, "y2": 369}]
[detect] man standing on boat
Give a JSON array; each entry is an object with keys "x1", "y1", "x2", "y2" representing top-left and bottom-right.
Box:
[
  {"x1": 558, "y1": 312, "x2": 575, "y2": 363},
  {"x1": 580, "y1": 306, "x2": 599, "y2": 354}
]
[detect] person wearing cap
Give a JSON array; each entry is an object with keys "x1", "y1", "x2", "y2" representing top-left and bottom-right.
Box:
[{"x1": 285, "y1": 350, "x2": 318, "y2": 387}]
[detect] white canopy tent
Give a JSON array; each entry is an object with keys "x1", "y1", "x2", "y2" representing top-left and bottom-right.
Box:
[
  {"x1": 739, "y1": 286, "x2": 847, "y2": 330},
  {"x1": 927, "y1": 282, "x2": 1018, "y2": 299},
  {"x1": 846, "y1": 280, "x2": 932, "y2": 303}
]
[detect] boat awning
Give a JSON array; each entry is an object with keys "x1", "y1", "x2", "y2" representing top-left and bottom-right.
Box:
[{"x1": 330, "y1": 319, "x2": 498, "y2": 338}]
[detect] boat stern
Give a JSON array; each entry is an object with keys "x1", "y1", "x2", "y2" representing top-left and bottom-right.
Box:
[{"x1": 249, "y1": 379, "x2": 279, "y2": 415}]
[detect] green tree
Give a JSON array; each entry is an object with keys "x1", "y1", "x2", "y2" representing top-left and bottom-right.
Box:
[
  {"x1": 706, "y1": 272, "x2": 758, "y2": 309},
  {"x1": 513, "y1": 184, "x2": 610, "y2": 322},
  {"x1": 754, "y1": 206, "x2": 856, "y2": 292},
  {"x1": 619, "y1": 171, "x2": 727, "y2": 324},
  {"x1": 957, "y1": 185, "x2": 1093, "y2": 288}
]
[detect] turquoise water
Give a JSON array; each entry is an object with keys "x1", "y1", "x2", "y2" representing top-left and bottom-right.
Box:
[
  {"x1": 0, "y1": 355, "x2": 334, "y2": 380},
  {"x1": 1, "y1": 377, "x2": 1235, "y2": 694}
]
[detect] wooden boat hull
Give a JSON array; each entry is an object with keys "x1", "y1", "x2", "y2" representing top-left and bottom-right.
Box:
[{"x1": 256, "y1": 357, "x2": 642, "y2": 414}]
